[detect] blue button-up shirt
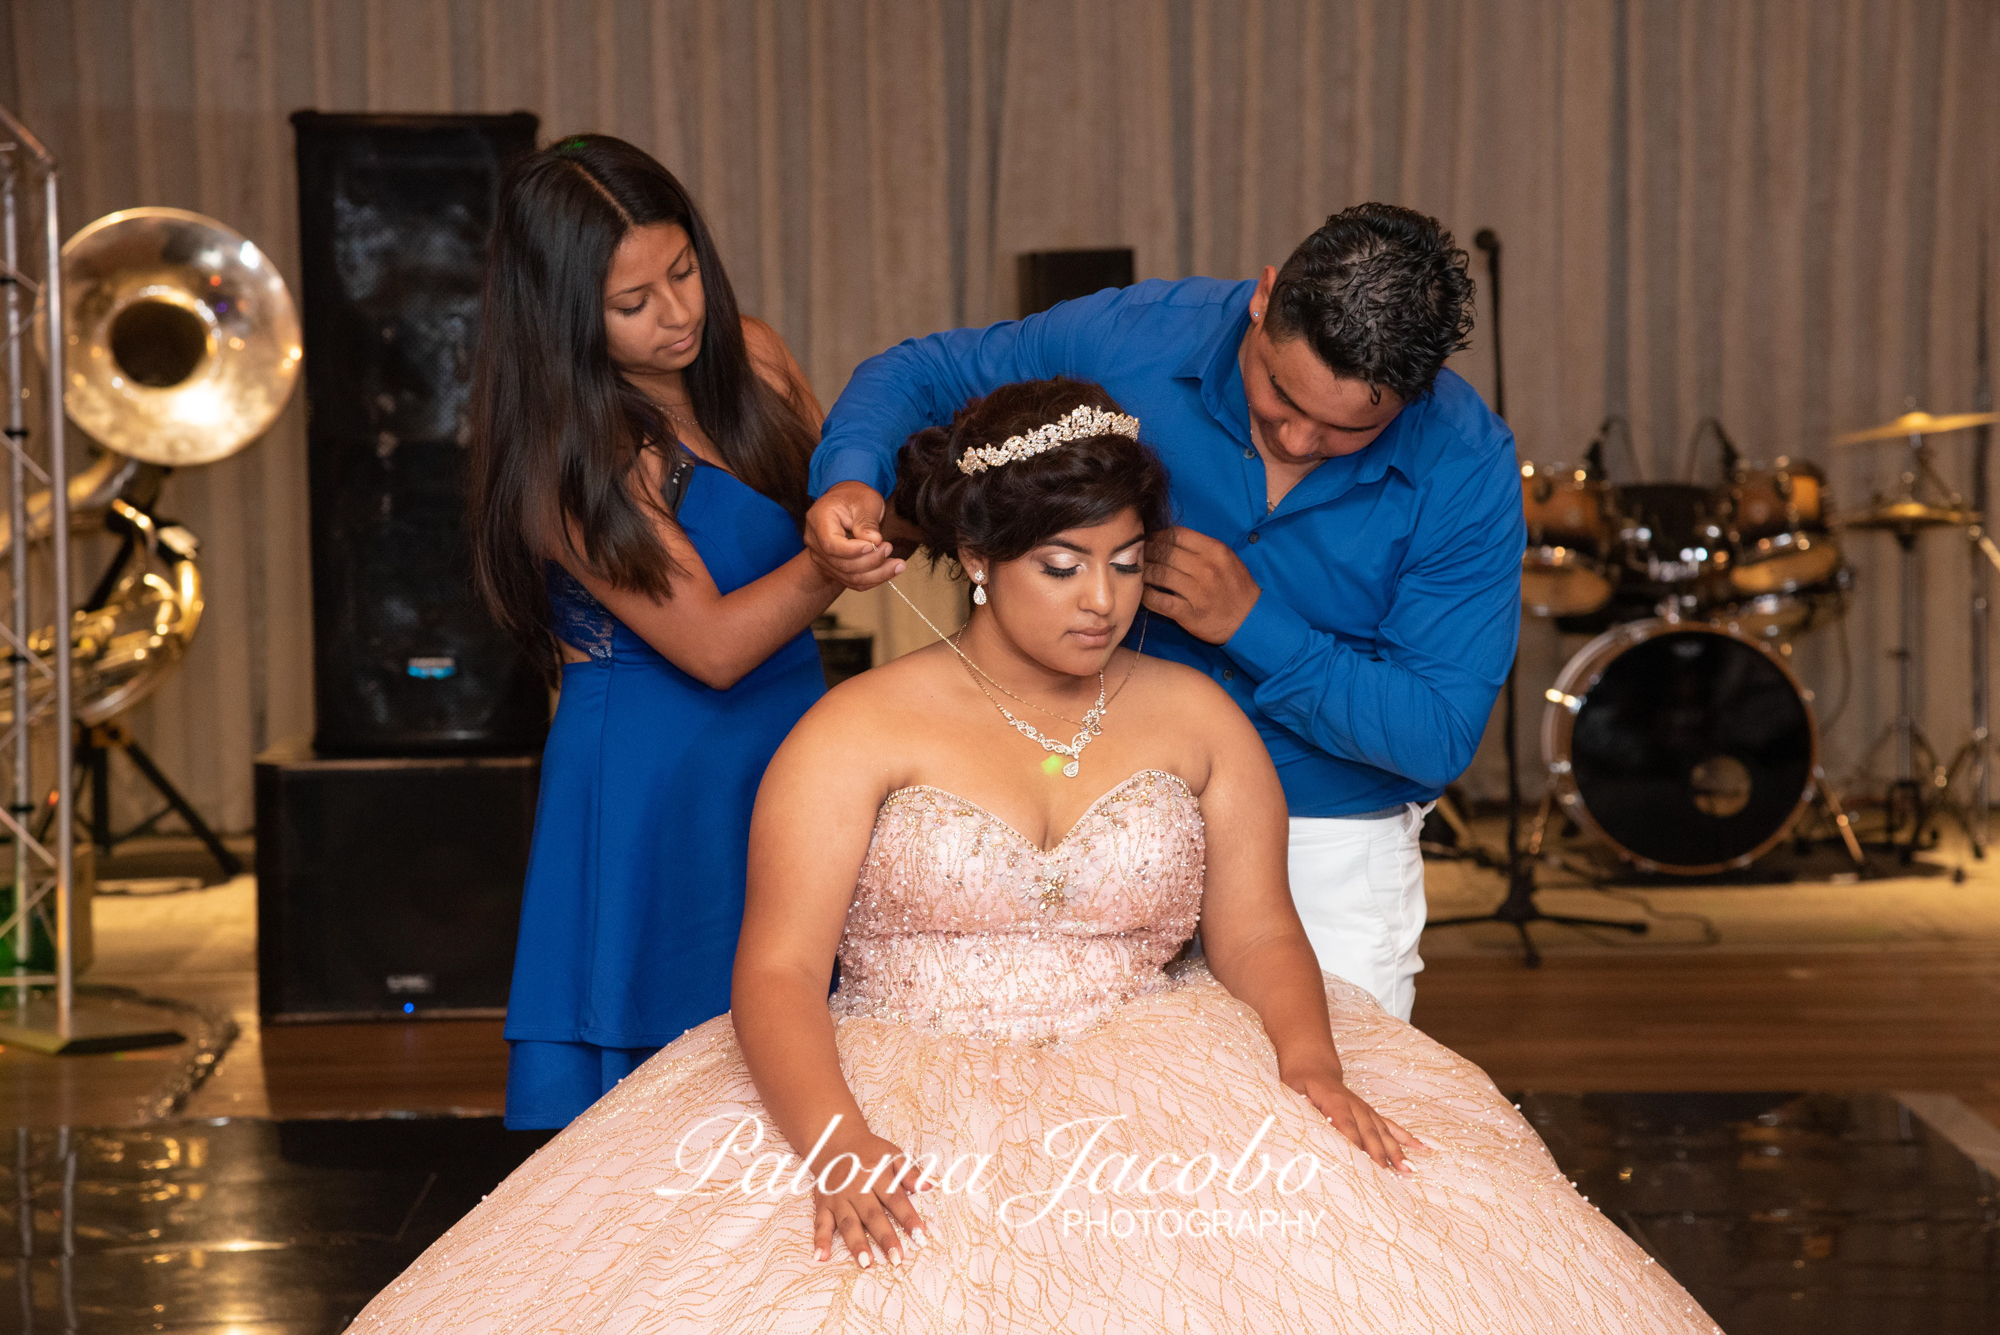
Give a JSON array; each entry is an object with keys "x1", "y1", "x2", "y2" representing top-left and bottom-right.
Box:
[{"x1": 812, "y1": 276, "x2": 1524, "y2": 817}]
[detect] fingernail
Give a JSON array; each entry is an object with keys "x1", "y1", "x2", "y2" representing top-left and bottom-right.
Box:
[
  {"x1": 856, "y1": 1251, "x2": 871, "y2": 1269},
  {"x1": 814, "y1": 1247, "x2": 827, "y2": 1262},
  {"x1": 911, "y1": 1227, "x2": 928, "y2": 1248},
  {"x1": 890, "y1": 1247, "x2": 902, "y2": 1266}
]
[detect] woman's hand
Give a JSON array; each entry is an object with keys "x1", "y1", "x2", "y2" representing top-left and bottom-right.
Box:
[
  {"x1": 1282, "y1": 1060, "x2": 1424, "y2": 1173},
  {"x1": 808, "y1": 1130, "x2": 932, "y2": 1268}
]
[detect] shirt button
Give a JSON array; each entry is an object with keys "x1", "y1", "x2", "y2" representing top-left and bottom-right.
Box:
[
  {"x1": 1246, "y1": 532, "x2": 1260, "y2": 544},
  {"x1": 1222, "y1": 668, "x2": 1235, "y2": 681},
  {"x1": 1242, "y1": 448, "x2": 1254, "y2": 459}
]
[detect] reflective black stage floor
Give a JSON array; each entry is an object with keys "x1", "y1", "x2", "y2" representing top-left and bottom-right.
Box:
[{"x1": 4, "y1": 1093, "x2": 1996, "y2": 1333}]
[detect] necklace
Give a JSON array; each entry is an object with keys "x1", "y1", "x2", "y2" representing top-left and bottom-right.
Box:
[
  {"x1": 656, "y1": 398, "x2": 700, "y2": 435},
  {"x1": 947, "y1": 606, "x2": 1148, "y2": 730},
  {"x1": 966, "y1": 665, "x2": 1106, "y2": 779},
  {"x1": 888, "y1": 581, "x2": 1114, "y2": 778}
]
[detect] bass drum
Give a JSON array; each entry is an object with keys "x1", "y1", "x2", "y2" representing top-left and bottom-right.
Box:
[{"x1": 1543, "y1": 620, "x2": 1818, "y2": 874}]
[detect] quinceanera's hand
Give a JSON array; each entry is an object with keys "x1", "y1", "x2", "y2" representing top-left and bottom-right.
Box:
[
  {"x1": 1282, "y1": 1063, "x2": 1425, "y2": 1173},
  {"x1": 805, "y1": 481, "x2": 906, "y2": 591},
  {"x1": 1142, "y1": 526, "x2": 1263, "y2": 644},
  {"x1": 808, "y1": 1129, "x2": 932, "y2": 1269}
]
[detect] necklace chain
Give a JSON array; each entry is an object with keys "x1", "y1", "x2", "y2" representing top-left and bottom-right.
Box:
[
  {"x1": 887, "y1": 580, "x2": 1137, "y2": 778},
  {"x1": 656, "y1": 397, "x2": 700, "y2": 434}
]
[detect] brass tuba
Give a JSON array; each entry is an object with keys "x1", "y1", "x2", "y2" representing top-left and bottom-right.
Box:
[{"x1": 1, "y1": 208, "x2": 300, "y2": 725}]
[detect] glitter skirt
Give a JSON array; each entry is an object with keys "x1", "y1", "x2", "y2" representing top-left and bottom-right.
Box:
[{"x1": 354, "y1": 965, "x2": 1720, "y2": 1334}]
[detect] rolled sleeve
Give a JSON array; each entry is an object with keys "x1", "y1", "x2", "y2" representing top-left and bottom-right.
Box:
[{"x1": 1223, "y1": 588, "x2": 1314, "y2": 683}]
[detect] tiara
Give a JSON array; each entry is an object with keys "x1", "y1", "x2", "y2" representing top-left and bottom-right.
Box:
[{"x1": 956, "y1": 405, "x2": 1142, "y2": 475}]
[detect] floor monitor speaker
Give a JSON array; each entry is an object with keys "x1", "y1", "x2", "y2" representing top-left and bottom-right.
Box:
[{"x1": 254, "y1": 741, "x2": 536, "y2": 1022}]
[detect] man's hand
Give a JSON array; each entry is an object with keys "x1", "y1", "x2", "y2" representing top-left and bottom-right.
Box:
[
  {"x1": 805, "y1": 481, "x2": 905, "y2": 591},
  {"x1": 1142, "y1": 526, "x2": 1262, "y2": 644}
]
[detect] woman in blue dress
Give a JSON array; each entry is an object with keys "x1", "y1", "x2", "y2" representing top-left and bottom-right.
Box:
[{"x1": 466, "y1": 135, "x2": 891, "y2": 1128}]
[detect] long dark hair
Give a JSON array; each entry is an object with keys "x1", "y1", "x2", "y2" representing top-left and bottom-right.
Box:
[{"x1": 468, "y1": 133, "x2": 816, "y2": 674}]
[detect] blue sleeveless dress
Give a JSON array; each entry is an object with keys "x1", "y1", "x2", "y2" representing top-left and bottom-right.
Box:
[{"x1": 502, "y1": 456, "x2": 826, "y2": 1129}]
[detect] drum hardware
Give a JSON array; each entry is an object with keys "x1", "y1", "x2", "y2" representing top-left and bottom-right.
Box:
[
  {"x1": 1833, "y1": 408, "x2": 2000, "y2": 863},
  {"x1": 1425, "y1": 229, "x2": 1647, "y2": 966}
]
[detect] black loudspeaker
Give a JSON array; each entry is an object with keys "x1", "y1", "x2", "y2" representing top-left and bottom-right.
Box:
[
  {"x1": 1018, "y1": 247, "x2": 1136, "y2": 318},
  {"x1": 254, "y1": 740, "x2": 537, "y2": 1021},
  {"x1": 292, "y1": 111, "x2": 547, "y2": 755}
]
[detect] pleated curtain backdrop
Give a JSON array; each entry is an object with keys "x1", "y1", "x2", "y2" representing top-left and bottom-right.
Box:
[{"x1": 0, "y1": 0, "x2": 1995, "y2": 830}]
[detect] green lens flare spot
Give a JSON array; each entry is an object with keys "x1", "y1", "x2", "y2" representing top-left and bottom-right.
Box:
[{"x1": 1041, "y1": 754, "x2": 1065, "y2": 775}]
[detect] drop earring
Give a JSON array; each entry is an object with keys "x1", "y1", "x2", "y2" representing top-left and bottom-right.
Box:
[{"x1": 971, "y1": 571, "x2": 988, "y2": 606}]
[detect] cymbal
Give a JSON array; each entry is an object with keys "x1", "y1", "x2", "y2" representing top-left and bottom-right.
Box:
[
  {"x1": 1833, "y1": 410, "x2": 2000, "y2": 445},
  {"x1": 1837, "y1": 501, "x2": 1982, "y2": 531}
]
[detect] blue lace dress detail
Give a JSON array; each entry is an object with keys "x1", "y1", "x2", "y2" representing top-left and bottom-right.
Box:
[{"x1": 546, "y1": 565, "x2": 616, "y2": 662}]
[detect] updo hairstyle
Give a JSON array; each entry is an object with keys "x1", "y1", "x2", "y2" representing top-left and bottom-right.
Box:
[{"x1": 890, "y1": 378, "x2": 1173, "y2": 566}]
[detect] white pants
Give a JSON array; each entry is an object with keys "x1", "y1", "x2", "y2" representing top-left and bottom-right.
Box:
[{"x1": 1286, "y1": 804, "x2": 1430, "y2": 1021}]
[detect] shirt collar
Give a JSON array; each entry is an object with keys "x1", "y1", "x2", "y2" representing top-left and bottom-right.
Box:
[
  {"x1": 1174, "y1": 281, "x2": 1256, "y2": 443},
  {"x1": 1175, "y1": 280, "x2": 1420, "y2": 494}
]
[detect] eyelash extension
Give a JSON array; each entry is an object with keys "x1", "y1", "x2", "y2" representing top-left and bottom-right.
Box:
[{"x1": 1111, "y1": 561, "x2": 1142, "y2": 574}]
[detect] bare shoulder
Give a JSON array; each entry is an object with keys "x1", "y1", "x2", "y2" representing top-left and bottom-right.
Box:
[
  {"x1": 740, "y1": 314, "x2": 821, "y2": 422},
  {"x1": 1125, "y1": 651, "x2": 1240, "y2": 721},
  {"x1": 740, "y1": 313, "x2": 783, "y2": 357},
  {"x1": 793, "y1": 643, "x2": 948, "y2": 734},
  {"x1": 740, "y1": 314, "x2": 798, "y2": 380},
  {"x1": 1117, "y1": 650, "x2": 1267, "y2": 790}
]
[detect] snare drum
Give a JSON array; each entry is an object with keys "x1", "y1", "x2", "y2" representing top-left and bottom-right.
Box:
[
  {"x1": 1725, "y1": 459, "x2": 1844, "y2": 596},
  {"x1": 1520, "y1": 462, "x2": 1615, "y2": 617}
]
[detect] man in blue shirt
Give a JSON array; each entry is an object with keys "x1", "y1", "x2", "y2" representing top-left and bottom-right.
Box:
[{"x1": 805, "y1": 204, "x2": 1523, "y2": 1021}]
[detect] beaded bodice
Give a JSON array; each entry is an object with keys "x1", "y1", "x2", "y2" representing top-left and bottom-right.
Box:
[{"x1": 829, "y1": 769, "x2": 1203, "y2": 1043}]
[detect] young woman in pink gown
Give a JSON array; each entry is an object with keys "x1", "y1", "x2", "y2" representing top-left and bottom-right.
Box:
[{"x1": 353, "y1": 379, "x2": 1720, "y2": 1334}]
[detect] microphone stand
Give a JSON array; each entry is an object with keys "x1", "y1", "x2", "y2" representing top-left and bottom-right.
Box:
[{"x1": 1423, "y1": 229, "x2": 1646, "y2": 967}]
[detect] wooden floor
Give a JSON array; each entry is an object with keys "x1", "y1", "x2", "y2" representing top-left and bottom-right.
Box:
[
  {"x1": 4, "y1": 838, "x2": 1997, "y2": 1129},
  {"x1": 10, "y1": 945, "x2": 1997, "y2": 1132},
  {"x1": 1411, "y1": 944, "x2": 2000, "y2": 1128}
]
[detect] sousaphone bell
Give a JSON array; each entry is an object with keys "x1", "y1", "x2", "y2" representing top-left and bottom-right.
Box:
[{"x1": 3, "y1": 207, "x2": 300, "y2": 730}]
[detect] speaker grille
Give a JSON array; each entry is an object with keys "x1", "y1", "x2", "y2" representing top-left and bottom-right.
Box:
[{"x1": 292, "y1": 112, "x2": 547, "y2": 755}]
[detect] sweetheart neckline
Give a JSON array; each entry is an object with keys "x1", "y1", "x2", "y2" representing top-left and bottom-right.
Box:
[{"x1": 882, "y1": 769, "x2": 1196, "y2": 857}]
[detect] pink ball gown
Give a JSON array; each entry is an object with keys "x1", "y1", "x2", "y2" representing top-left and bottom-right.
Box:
[{"x1": 352, "y1": 770, "x2": 1721, "y2": 1333}]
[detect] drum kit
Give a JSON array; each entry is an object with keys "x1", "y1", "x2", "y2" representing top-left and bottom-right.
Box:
[{"x1": 1521, "y1": 410, "x2": 2000, "y2": 875}]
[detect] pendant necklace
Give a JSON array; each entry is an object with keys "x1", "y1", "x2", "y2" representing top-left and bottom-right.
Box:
[
  {"x1": 947, "y1": 605, "x2": 1147, "y2": 731},
  {"x1": 888, "y1": 580, "x2": 1118, "y2": 778}
]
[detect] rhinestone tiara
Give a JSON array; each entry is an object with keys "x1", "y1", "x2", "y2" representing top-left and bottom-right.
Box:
[{"x1": 956, "y1": 404, "x2": 1142, "y2": 476}]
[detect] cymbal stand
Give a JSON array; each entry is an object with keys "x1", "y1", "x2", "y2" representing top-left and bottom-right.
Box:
[
  {"x1": 1947, "y1": 289, "x2": 1993, "y2": 858},
  {"x1": 1855, "y1": 433, "x2": 1979, "y2": 862}
]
